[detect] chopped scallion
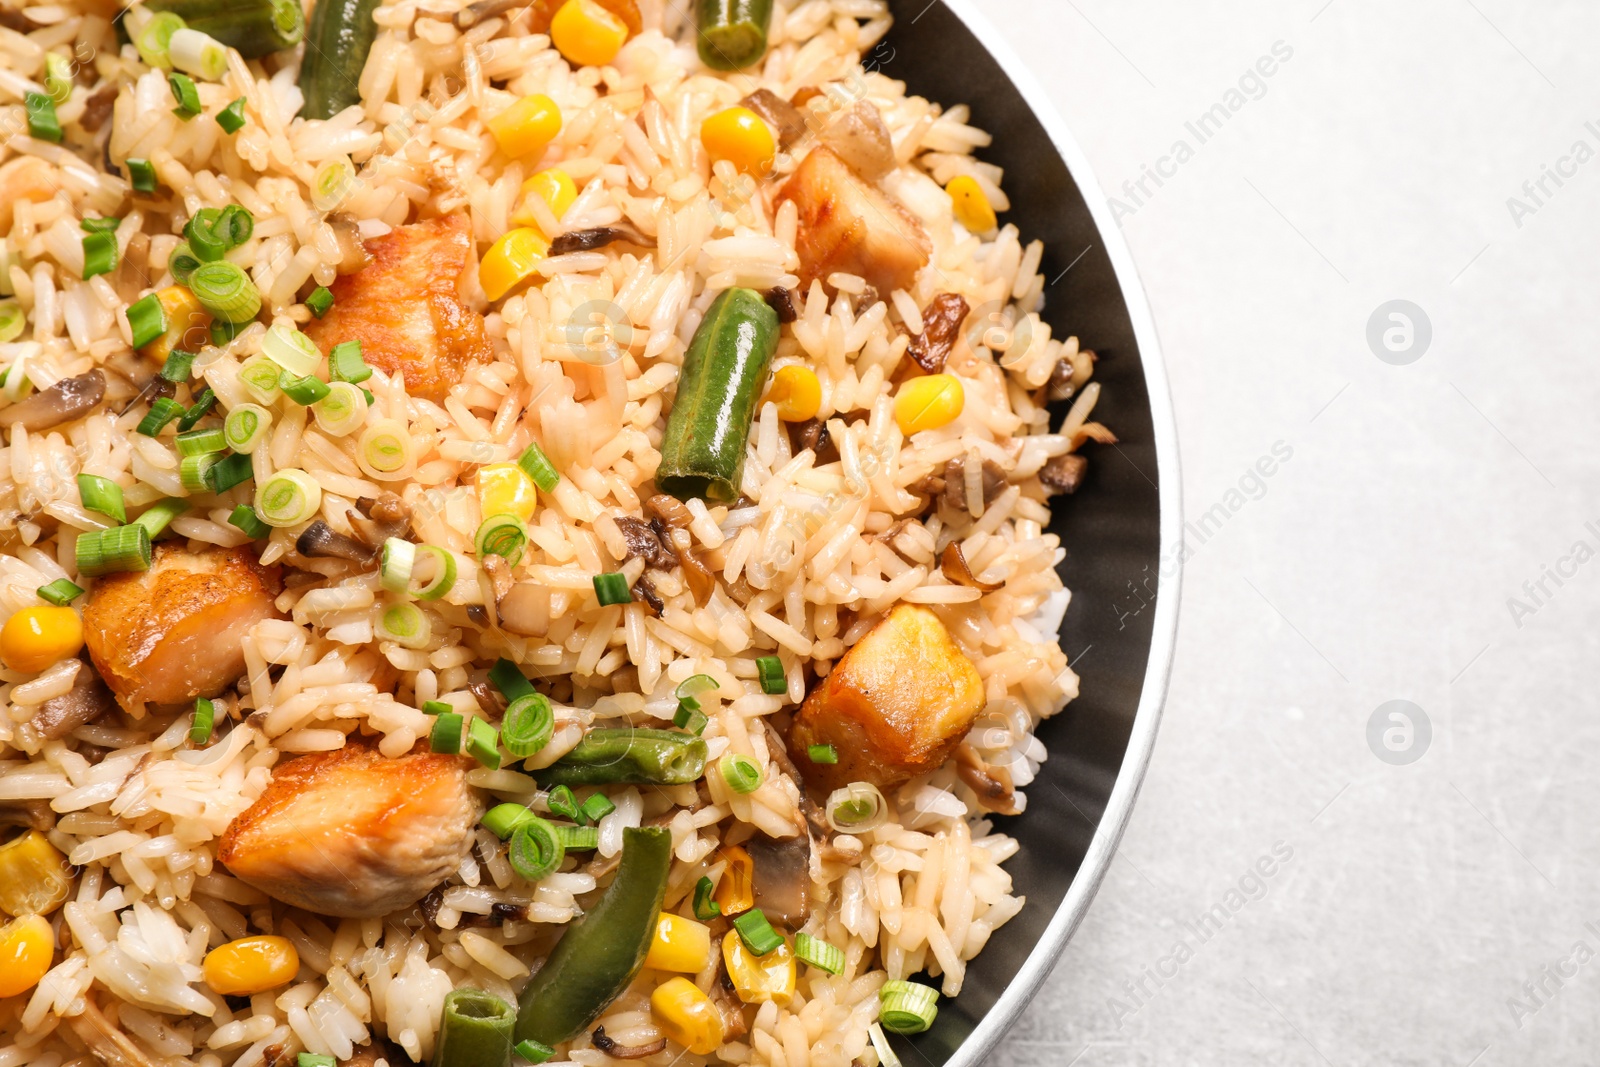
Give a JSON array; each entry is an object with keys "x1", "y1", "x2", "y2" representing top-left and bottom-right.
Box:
[
  {"x1": 312, "y1": 380, "x2": 365, "y2": 436},
  {"x1": 732, "y1": 908, "x2": 783, "y2": 956},
  {"x1": 467, "y1": 715, "x2": 501, "y2": 769},
  {"x1": 190, "y1": 261, "x2": 260, "y2": 323},
  {"x1": 430, "y1": 712, "x2": 463, "y2": 754},
  {"x1": 328, "y1": 339, "x2": 371, "y2": 383},
  {"x1": 502, "y1": 692, "x2": 553, "y2": 759},
  {"x1": 178, "y1": 387, "x2": 217, "y2": 431},
  {"x1": 136, "y1": 397, "x2": 184, "y2": 436},
  {"x1": 80, "y1": 217, "x2": 121, "y2": 234},
  {"x1": 296, "y1": 1055, "x2": 336, "y2": 1067},
  {"x1": 672, "y1": 703, "x2": 707, "y2": 736},
  {"x1": 423, "y1": 700, "x2": 452, "y2": 716},
  {"x1": 553, "y1": 823, "x2": 599, "y2": 851},
  {"x1": 170, "y1": 242, "x2": 201, "y2": 285},
  {"x1": 509, "y1": 816, "x2": 563, "y2": 882},
  {"x1": 168, "y1": 27, "x2": 228, "y2": 82},
  {"x1": 516, "y1": 1038, "x2": 555, "y2": 1065},
  {"x1": 794, "y1": 932, "x2": 844, "y2": 975},
  {"x1": 306, "y1": 286, "x2": 334, "y2": 317},
  {"x1": 75, "y1": 524, "x2": 152, "y2": 576},
  {"x1": 227, "y1": 503, "x2": 269, "y2": 538},
  {"x1": 261, "y1": 322, "x2": 320, "y2": 376},
  {"x1": 81, "y1": 231, "x2": 117, "y2": 279},
  {"x1": 0, "y1": 301, "x2": 24, "y2": 344},
  {"x1": 756, "y1": 654, "x2": 786, "y2": 695},
  {"x1": 175, "y1": 427, "x2": 226, "y2": 457},
  {"x1": 216, "y1": 96, "x2": 247, "y2": 133},
  {"x1": 24, "y1": 92, "x2": 61, "y2": 143},
  {"x1": 127, "y1": 159, "x2": 157, "y2": 194},
  {"x1": 579, "y1": 792, "x2": 614, "y2": 823},
  {"x1": 36, "y1": 578, "x2": 83, "y2": 606},
  {"x1": 159, "y1": 347, "x2": 196, "y2": 383},
  {"x1": 223, "y1": 404, "x2": 270, "y2": 452},
  {"x1": 279, "y1": 373, "x2": 330, "y2": 405},
  {"x1": 592, "y1": 571, "x2": 630, "y2": 605},
  {"x1": 878, "y1": 979, "x2": 938, "y2": 1035},
  {"x1": 190, "y1": 697, "x2": 215, "y2": 745},
  {"x1": 204, "y1": 452, "x2": 254, "y2": 493},
  {"x1": 808, "y1": 744, "x2": 838, "y2": 765},
  {"x1": 179, "y1": 452, "x2": 221, "y2": 492},
  {"x1": 76, "y1": 474, "x2": 125, "y2": 524},
  {"x1": 720, "y1": 754, "x2": 762, "y2": 794},
  {"x1": 482, "y1": 802, "x2": 535, "y2": 840},
  {"x1": 489, "y1": 657, "x2": 536, "y2": 701},
  {"x1": 238, "y1": 354, "x2": 282, "y2": 403},
  {"x1": 134, "y1": 498, "x2": 189, "y2": 538},
  {"x1": 255, "y1": 468, "x2": 321, "y2": 527},
  {"x1": 693, "y1": 875, "x2": 721, "y2": 920},
  {"x1": 44, "y1": 52, "x2": 73, "y2": 105},
  {"x1": 476, "y1": 514, "x2": 528, "y2": 568},
  {"x1": 375, "y1": 601, "x2": 430, "y2": 649},
  {"x1": 134, "y1": 11, "x2": 185, "y2": 70},
  {"x1": 168, "y1": 71, "x2": 201, "y2": 118},
  {"x1": 545, "y1": 784, "x2": 581, "y2": 823},
  {"x1": 515, "y1": 440, "x2": 560, "y2": 491}
]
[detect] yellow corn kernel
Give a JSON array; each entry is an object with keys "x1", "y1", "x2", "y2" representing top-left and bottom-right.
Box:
[
  {"x1": 649, "y1": 976, "x2": 724, "y2": 1055},
  {"x1": 551, "y1": 0, "x2": 629, "y2": 67},
  {"x1": 512, "y1": 169, "x2": 578, "y2": 230},
  {"x1": 202, "y1": 935, "x2": 300, "y2": 996},
  {"x1": 0, "y1": 830, "x2": 72, "y2": 919},
  {"x1": 893, "y1": 373, "x2": 964, "y2": 436},
  {"x1": 700, "y1": 107, "x2": 776, "y2": 178},
  {"x1": 946, "y1": 175, "x2": 997, "y2": 233},
  {"x1": 0, "y1": 605, "x2": 83, "y2": 674},
  {"x1": 764, "y1": 365, "x2": 822, "y2": 423},
  {"x1": 721, "y1": 930, "x2": 796, "y2": 1006},
  {"x1": 487, "y1": 94, "x2": 563, "y2": 160},
  {"x1": 479, "y1": 228, "x2": 551, "y2": 302},
  {"x1": 0, "y1": 914, "x2": 53, "y2": 998},
  {"x1": 645, "y1": 912, "x2": 713, "y2": 973},
  {"x1": 477, "y1": 464, "x2": 538, "y2": 525},
  {"x1": 712, "y1": 845, "x2": 753, "y2": 917},
  {"x1": 142, "y1": 286, "x2": 212, "y2": 366}
]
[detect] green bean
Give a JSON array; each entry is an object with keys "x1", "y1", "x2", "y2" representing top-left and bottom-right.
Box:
[
  {"x1": 298, "y1": 0, "x2": 381, "y2": 121},
  {"x1": 432, "y1": 988, "x2": 516, "y2": 1067},
  {"x1": 696, "y1": 0, "x2": 773, "y2": 71},
  {"x1": 656, "y1": 287, "x2": 779, "y2": 503},
  {"x1": 533, "y1": 728, "x2": 707, "y2": 787}
]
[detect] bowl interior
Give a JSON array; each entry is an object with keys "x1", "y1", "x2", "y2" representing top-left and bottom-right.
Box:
[{"x1": 875, "y1": 3, "x2": 1166, "y2": 1062}]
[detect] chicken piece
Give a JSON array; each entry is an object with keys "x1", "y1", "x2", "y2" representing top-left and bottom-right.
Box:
[
  {"x1": 777, "y1": 146, "x2": 931, "y2": 295},
  {"x1": 218, "y1": 740, "x2": 479, "y2": 918},
  {"x1": 789, "y1": 604, "x2": 984, "y2": 793},
  {"x1": 82, "y1": 544, "x2": 283, "y2": 707},
  {"x1": 303, "y1": 215, "x2": 493, "y2": 401}
]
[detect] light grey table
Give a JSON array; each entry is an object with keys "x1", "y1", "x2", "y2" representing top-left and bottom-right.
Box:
[{"x1": 974, "y1": 1, "x2": 1599, "y2": 1064}]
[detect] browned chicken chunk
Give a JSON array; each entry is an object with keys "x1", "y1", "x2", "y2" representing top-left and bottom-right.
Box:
[
  {"x1": 304, "y1": 215, "x2": 493, "y2": 401},
  {"x1": 777, "y1": 146, "x2": 931, "y2": 295},
  {"x1": 789, "y1": 604, "x2": 985, "y2": 793},
  {"x1": 82, "y1": 544, "x2": 284, "y2": 707},
  {"x1": 218, "y1": 741, "x2": 479, "y2": 918}
]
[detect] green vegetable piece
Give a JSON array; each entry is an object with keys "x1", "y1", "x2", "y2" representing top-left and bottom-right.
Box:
[
  {"x1": 37, "y1": 578, "x2": 84, "y2": 606},
  {"x1": 808, "y1": 743, "x2": 837, "y2": 764},
  {"x1": 508, "y1": 816, "x2": 563, "y2": 881},
  {"x1": 579, "y1": 792, "x2": 614, "y2": 823},
  {"x1": 81, "y1": 231, "x2": 116, "y2": 279},
  {"x1": 146, "y1": 0, "x2": 306, "y2": 57},
  {"x1": 216, "y1": 97, "x2": 247, "y2": 133},
  {"x1": 136, "y1": 397, "x2": 184, "y2": 436},
  {"x1": 695, "y1": 0, "x2": 774, "y2": 71},
  {"x1": 489, "y1": 657, "x2": 536, "y2": 701},
  {"x1": 126, "y1": 293, "x2": 167, "y2": 349},
  {"x1": 329, "y1": 340, "x2": 371, "y2": 383},
  {"x1": 306, "y1": 286, "x2": 334, "y2": 317},
  {"x1": 482, "y1": 802, "x2": 535, "y2": 840},
  {"x1": 733, "y1": 908, "x2": 783, "y2": 955},
  {"x1": 592, "y1": 571, "x2": 630, "y2": 605},
  {"x1": 756, "y1": 654, "x2": 786, "y2": 695},
  {"x1": 134, "y1": 498, "x2": 189, "y2": 538},
  {"x1": 656, "y1": 287, "x2": 778, "y2": 502},
  {"x1": 228, "y1": 504, "x2": 270, "y2": 538},
  {"x1": 24, "y1": 92, "x2": 61, "y2": 143},
  {"x1": 545, "y1": 784, "x2": 582, "y2": 823},
  {"x1": 467, "y1": 715, "x2": 501, "y2": 769},
  {"x1": 515, "y1": 1039, "x2": 555, "y2": 1065},
  {"x1": 535, "y1": 728, "x2": 708, "y2": 787},
  {"x1": 178, "y1": 387, "x2": 217, "y2": 431},
  {"x1": 190, "y1": 697, "x2": 215, "y2": 744},
  {"x1": 432, "y1": 988, "x2": 516, "y2": 1067},
  {"x1": 431, "y1": 712, "x2": 463, "y2": 754},
  {"x1": 127, "y1": 159, "x2": 157, "y2": 194},
  {"x1": 297, "y1": 1056, "x2": 336, "y2": 1067},
  {"x1": 423, "y1": 699, "x2": 452, "y2": 716},
  {"x1": 514, "y1": 826, "x2": 672, "y2": 1047},
  {"x1": 80, "y1": 217, "x2": 121, "y2": 234},
  {"x1": 298, "y1": 0, "x2": 381, "y2": 121},
  {"x1": 169, "y1": 72, "x2": 201, "y2": 118},
  {"x1": 692, "y1": 875, "x2": 720, "y2": 920},
  {"x1": 502, "y1": 692, "x2": 554, "y2": 759},
  {"x1": 76, "y1": 524, "x2": 152, "y2": 576},
  {"x1": 77, "y1": 474, "x2": 126, "y2": 524}
]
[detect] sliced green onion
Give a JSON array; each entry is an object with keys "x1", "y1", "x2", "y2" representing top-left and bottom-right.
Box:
[
  {"x1": 175, "y1": 427, "x2": 225, "y2": 456},
  {"x1": 134, "y1": 498, "x2": 189, "y2": 538},
  {"x1": 306, "y1": 286, "x2": 334, "y2": 317},
  {"x1": 794, "y1": 932, "x2": 844, "y2": 975},
  {"x1": 869, "y1": 1023, "x2": 902, "y2": 1067},
  {"x1": 720, "y1": 754, "x2": 762, "y2": 795},
  {"x1": 692, "y1": 876, "x2": 721, "y2": 921},
  {"x1": 37, "y1": 578, "x2": 83, "y2": 606},
  {"x1": 167, "y1": 242, "x2": 201, "y2": 285},
  {"x1": 190, "y1": 261, "x2": 260, "y2": 323},
  {"x1": 190, "y1": 697, "x2": 215, "y2": 744},
  {"x1": 672, "y1": 704, "x2": 707, "y2": 736},
  {"x1": 808, "y1": 744, "x2": 837, "y2": 765},
  {"x1": 237, "y1": 354, "x2": 282, "y2": 404},
  {"x1": 178, "y1": 387, "x2": 217, "y2": 431},
  {"x1": 261, "y1": 323, "x2": 320, "y2": 376},
  {"x1": 168, "y1": 71, "x2": 201, "y2": 118},
  {"x1": 185, "y1": 205, "x2": 252, "y2": 260},
  {"x1": 433, "y1": 991, "x2": 515, "y2": 1067},
  {"x1": 24, "y1": 92, "x2": 61, "y2": 143},
  {"x1": 592, "y1": 571, "x2": 630, "y2": 605},
  {"x1": 312, "y1": 380, "x2": 366, "y2": 436},
  {"x1": 169, "y1": 27, "x2": 228, "y2": 81},
  {"x1": 378, "y1": 538, "x2": 414, "y2": 593},
  {"x1": 878, "y1": 980, "x2": 938, "y2": 1035},
  {"x1": 411, "y1": 545, "x2": 457, "y2": 600},
  {"x1": 509, "y1": 816, "x2": 564, "y2": 882},
  {"x1": 516, "y1": 441, "x2": 560, "y2": 492},
  {"x1": 135, "y1": 11, "x2": 186, "y2": 70},
  {"x1": 515, "y1": 1038, "x2": 555, "y2": 1065},
  {"x1": 545, "y1": 784, "x2": 581, "y2": 823},
  {"x1": 4, "y1": 360, "x2": 33, "y2": 401},
  {"x1": 279, "y1": 373, "x2": 330, "y2": 405},
  {"x1": 328, "y1": 340, "x2": 371, "y2": 383},
  {"x1": 467, "y1": 715, "x2": 501, "y2": 769},
  {"x1": 76, "y1": 474, "x2": 126, "y2": 523},
  {"x1": 476, "y1": 514, "x2": 528, "y2": 568},
  {"x1": 423, "y1": 700, "x2": 452, "y2": 716},
  {"x1": 136, "y1": 397, "x2": 184, "y2": 436},
  {"x1": 227, "y1": 503, "x2": 269, "y2": 538},
  {"x1": 490, "y1": 658, "x2": 536, "y2": 701},
  {"x1": 204, "y1": 452, "x2": 254, "y2": 493},
  {"x1": 76, "y1": 524, "x2": 152, "y2": 576},
  {"x1": 431, "y1": 712, "x2": 463, "y2": 754},
  {"x1": 483, "y1": 802, "x2": 536, "y2": 840},
  {"x1": 732, "y1": 909, "x2": 783, "y2": 956},
  {"x1": 675, "y1": 673, "x2": 719, "y2": 708},
  {"x1": 553, "y1": 823, "x2": 599, "y2": 850},
  {"x1": 159, "y1": 348, "x2": 196, "y2": 383},
  {"x1": 502, "y1": 693, "x2": 554, "y2": 759},
  {"x1": 44, "y1": 52, "x2": 73, "y2": 105},
  {"x1": 311, "y1": 155, "x2": 355, "y2": 212},
  {"x1": 127, "y1": 159, "x2": 157, "y2": 194},
  {"x1": 211, "y1": 319, "x2": 242, "y2": 347},
  {"x1": 255, "y1": 468, "x2": 321, "y2": 527},
  {"x1": 0, "y1": 300, "x2": 25, "y2": 344},
  {"x1": 180, "y1": 453, "x2": 219, "y2": 492},
  {"x1": 376, "y1": 601, "x2": 430, "y2": 649},
  {"x1": 579, "y1": 792, "x2": 614, "y2": 823},
  {"x1": 357, "y1": 419, "x2": 413, "y2": 480},
  {"x1": 216, "y1": 96, "x2": 247, "y2": 133},
  {"x1": 81, "y1": 232, "x2": 117, "y2": 280},
  {"x1": 223, "y1": 404, "x2": 270, "y2": 452},
  {"x1": 297, "y1": 1056, "x2": 336, "y2": 1067},
  {"x1": 126, "y1": 293, "x2": 167, "y2": 348},
  {"x1": 80, "y1": 217, "x2": 121, "y2": 234},
  {"x1": 756, "y1": 654, "x2": 786, "y2": 695},
  {"x1": 825, "y1": 781, "x2": 887, "y2": 834}
]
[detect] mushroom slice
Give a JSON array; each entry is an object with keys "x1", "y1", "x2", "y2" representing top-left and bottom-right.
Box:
[
  {"x1": 32, "y1": 659, "x2": 115, "y2": 740},
  {"x1": 0, "y1": 369, "x2": 106, "y2": 431},
  {"x1": 746, "y1": 832, "x2": 811, "y2": 926}
]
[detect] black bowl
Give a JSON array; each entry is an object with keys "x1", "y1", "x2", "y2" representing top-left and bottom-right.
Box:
[{"x1": 873, "y1": 3, "x2": 1180, "y2": 1063}]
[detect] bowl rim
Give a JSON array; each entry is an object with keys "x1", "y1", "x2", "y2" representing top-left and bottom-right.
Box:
[{"x1": 925, "y1": 2, "x2": 1185, "y2": 1063}]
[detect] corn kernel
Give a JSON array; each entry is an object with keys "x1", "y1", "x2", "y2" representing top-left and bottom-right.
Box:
[
  {"x1": 0, "y1": 830, "x2": 71, "y2": 919},
  {"x1": 477, "y1": 464, "x2": 538, "y2": 525},
  {"x1": 0, "y1": 914, "x2": 53, "y2": 998},
  {"x1": 479, "y1": 228, "x2": 551, "y2": 302},
  {"x1": 551, "y1": 0, "x2": 629, "y2": 67},
  {"x1": 143, "y1": 286, "x2": 211, "y2": 366},
  {"x1": 512, "y1": 169, "x2": 578, "y2": 230},
  {"x1": 893, "y1": 373, "x2": 964, "y2": 436},
  {"x1": 712, "y1": 845, "x2": 753, "y2": 917},
  {"x1": 946, "y1": 175, "x2": 997, "y2": 233},
  {"x1": 487, "y1": 94, "x2": 563, "y2": 160},
  {"x1": 0, "y1": 605, "x2": 83, "y2": 674},
  {"x1": 765, "y1": 365, "x2": 822, "y2": 423},
  {"x1": 203, "y1": 935, "x2": 300, "y2": 996},
  {"x1": 700, "y1": 107, "x2": 776, "y2": 178},
  {"x1": 649, "y1": 976, "x2": 724, "y2": 1055},
  {"x1": 645, "y1": 912, "x2": 713, "y2": 973},
  {"x1": 721, "y1": 930, "x2": 796, "y2": 1006}
]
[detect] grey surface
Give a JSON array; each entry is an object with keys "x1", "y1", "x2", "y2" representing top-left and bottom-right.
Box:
[{"x1": 972, "y1": 1, "x2": 1596, "y2": 1064}]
